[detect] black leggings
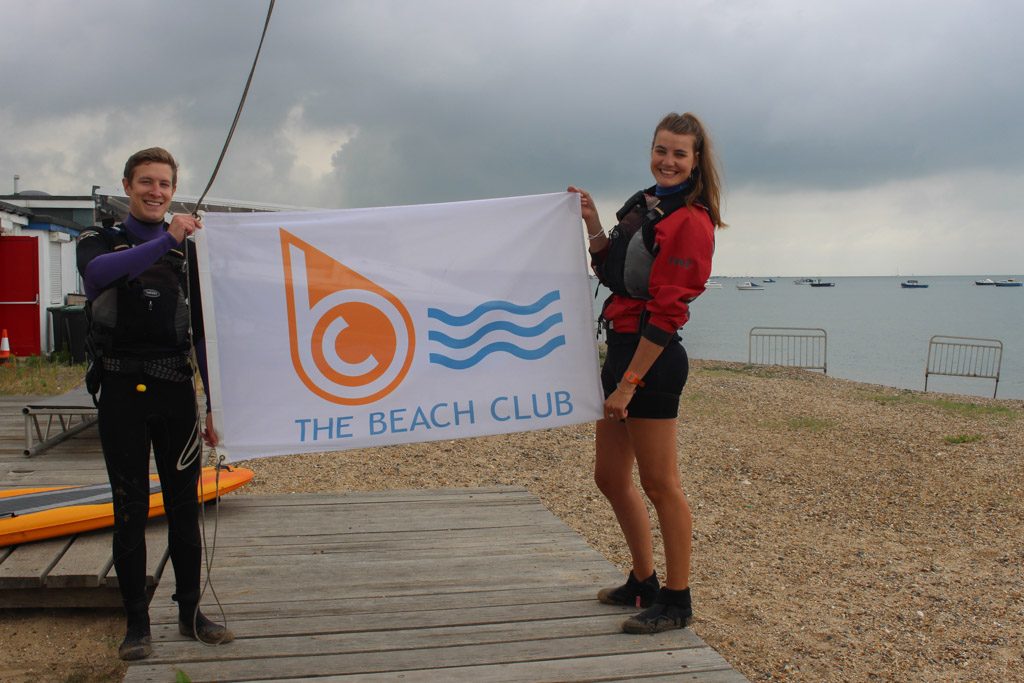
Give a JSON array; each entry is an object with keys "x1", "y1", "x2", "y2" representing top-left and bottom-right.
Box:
[{"x1": 98, "y1": 373, "x2": 203, "y2": 607}]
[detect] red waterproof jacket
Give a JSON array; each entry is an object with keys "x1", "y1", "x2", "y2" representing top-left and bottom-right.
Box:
[{"x1": 592, "y1": 204, "x2": 715, "y2": 346}]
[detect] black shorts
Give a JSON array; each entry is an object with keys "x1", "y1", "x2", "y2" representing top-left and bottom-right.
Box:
[{"x1": 601, "y1": 331, "x2": 689, "y2": 419}]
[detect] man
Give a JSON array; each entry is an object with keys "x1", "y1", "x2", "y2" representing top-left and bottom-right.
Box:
[{"x1": 77, "y1": 147, "x2": 232, "y2": 660}]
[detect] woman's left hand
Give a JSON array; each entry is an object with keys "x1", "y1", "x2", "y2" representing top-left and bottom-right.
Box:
[{"x1": 603, "y1": 385, "x2": 634, "y2": 421}]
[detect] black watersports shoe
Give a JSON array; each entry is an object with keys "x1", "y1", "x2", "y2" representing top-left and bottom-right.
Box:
[
  {"x1": 175, "y1": 591, "x2": 235, "y2": 645},
  {"x1": 178, "y1": 610, "x2": 235, "y2": 644},
  {"x1": 118, "y1": 627, "x2": 152, "y2": 661},
  {"x1": 622, "y1": 586, "x2": 693, "y2": 634},
  {"x1": 597, "y1": 570, "x2": 660, "y2": 608},
  {"x1": 119, "y1": 601, "x2": 152, "y2": 661}
]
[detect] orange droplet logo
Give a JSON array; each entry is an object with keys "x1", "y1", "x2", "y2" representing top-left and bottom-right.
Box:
[{"x1": 280, "y1": 228, "x2": 415, "y2": 404}]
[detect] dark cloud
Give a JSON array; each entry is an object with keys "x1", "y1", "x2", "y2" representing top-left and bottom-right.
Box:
[{"x1": 2, "y1": 0, "x2": 1022, "y2": 249}]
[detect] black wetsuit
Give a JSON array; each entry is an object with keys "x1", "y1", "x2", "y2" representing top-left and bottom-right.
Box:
[{"x1": 77, "y1": 220, "x2": 206, "y2": 612}]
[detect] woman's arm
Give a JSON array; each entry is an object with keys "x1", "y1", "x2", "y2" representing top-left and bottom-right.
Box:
[
  {"x1": 604, "y1": 335, "x2": 665, "y2": 420},
  {"x1": 567, "y1": 186, "x2": 609, "y2": 253}
]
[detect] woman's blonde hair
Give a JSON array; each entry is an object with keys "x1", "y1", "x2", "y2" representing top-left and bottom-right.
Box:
[{"x1": 653, "y1": 112, "x2": 726, "y2": 228}]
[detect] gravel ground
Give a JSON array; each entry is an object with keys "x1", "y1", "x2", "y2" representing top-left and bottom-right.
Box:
[{"x1": 5, "y1": 360, "x2": 1022, "y2": 682}]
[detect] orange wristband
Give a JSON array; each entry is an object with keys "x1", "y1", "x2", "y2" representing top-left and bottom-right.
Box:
[{"x1": 622, "y1": 370, "x2": 645, "y2": 387}]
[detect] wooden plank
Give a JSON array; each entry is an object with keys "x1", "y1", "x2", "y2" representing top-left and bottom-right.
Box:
[
  {"x1": 0, "y1": 586, "x2": 124, "y2": 608},
  {"x1": 147, "y1": 613, "x2": 706, "y2": 663},
  {"x1": 220, "y1": 488, "x2": 534, "y2": 506},
  {"x1": 44, "y1": 531, "x2": 114, "y2": 588},
  {"x1": 144, "y1": 565, "x2": 616, "y2": 607},
  {"x1": 150, "y1": 598, "x2": 636, "y2": 642},
  {"x1": 240, "y1": 652, "x2": 745, "y2": 683},
  {"x1": 0, "y1": 536, "x2": 71, "y2": 588},
  {"x1": 125, "y1": 634, "x2": 726, "y2": 682},
  {"x1": 155, "y1": 584, "x2": 603, "y2": 622}
]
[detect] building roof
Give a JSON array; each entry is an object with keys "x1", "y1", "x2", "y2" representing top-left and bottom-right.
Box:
[
  {"x1": 28, "y1": 214, "x2": 86, "y2": 233},
  {"x1": 93, "y1": 187, "x2": 314, "y2": 217},
  {"x1": 0, "y1": 200, "x2": 33, "y2": 217}
]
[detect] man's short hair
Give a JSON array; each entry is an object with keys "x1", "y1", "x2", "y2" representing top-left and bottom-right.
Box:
[{"x1": 123, "y1": 147, "x2": 178, "y2": 186}]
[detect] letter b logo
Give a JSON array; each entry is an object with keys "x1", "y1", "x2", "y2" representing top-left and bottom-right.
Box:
[{"x1": 280, "y1": 229, "x2": 415, "y2": 405}]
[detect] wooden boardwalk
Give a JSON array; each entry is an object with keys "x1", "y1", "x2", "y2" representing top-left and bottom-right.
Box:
[{"x1": 1, "y1": 395, "x2": 748, "y2": 682}]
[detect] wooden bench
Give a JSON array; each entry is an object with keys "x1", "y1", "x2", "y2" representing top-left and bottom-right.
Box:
[{"x1": 0, "y1": 522, "x2": 168, "y2": 608}]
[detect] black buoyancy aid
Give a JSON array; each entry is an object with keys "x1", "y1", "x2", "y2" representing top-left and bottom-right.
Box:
[
  {"x1": 85, "y1": 226, "x2": 191, "y2": 361},
  {"x1": 596, "y1": 185, "x2": 690, "y2": 299}
]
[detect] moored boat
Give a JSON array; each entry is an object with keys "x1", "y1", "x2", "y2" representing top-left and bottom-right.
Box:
[
  {"x1": 994, "y1": 279, "x2": 1022, "y2": 287},
  {"x1": 736, "y1": 281, "x2": 764, "y2": 290},
  {"x1": 704, "y1": 280, "x2": 722, "y2": 289},
  {"x1": 809, "y1": 279, "x2": 835, "y2": 287},
  {"x1": 975, "y1": 278, "x2": 995, "y2": 286},
  {"x1": 793, "y1": 278, "x2": 815, "y2": 285},
  {"x1": 901, "y1": 279, "x2": 929, "y2": 289}
]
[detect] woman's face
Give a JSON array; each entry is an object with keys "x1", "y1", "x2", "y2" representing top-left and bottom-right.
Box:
[{"x1": 649, "y1": 130, "x2": 698, "y2": 188}]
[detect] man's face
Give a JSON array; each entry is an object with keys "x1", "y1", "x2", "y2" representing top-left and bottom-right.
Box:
[{"x1": 122, "y1": 162, "x2": 175, "y2": 223}]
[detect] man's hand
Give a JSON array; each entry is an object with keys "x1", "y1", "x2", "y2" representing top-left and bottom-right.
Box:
[
  {"x1": 167, "y1": 214, "x2": 203, "y2": 244},
  {"x1": 202, "y1": 412, "x2": 219, "y2": 447}
]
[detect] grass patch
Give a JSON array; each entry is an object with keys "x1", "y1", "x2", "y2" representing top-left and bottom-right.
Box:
[
  {"x1": 786, "y1": 416, "x2": 836, "y2": 432},
  {"x1": 943, "y1": 433, "x2": 983, "y2": 445},
  {"x1": 700, "y1": 363, "x2": 792, "y2": 379},
  {"x1": 0, "y1": 356, "x2": 87, "y2": 396},
  {"x1": 864, "y1": 390, "x2": 1019, "y2": 419}
]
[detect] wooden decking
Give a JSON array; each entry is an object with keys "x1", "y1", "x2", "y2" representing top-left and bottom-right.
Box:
[{"x1": 2, "y1": 395, "x2": 748, "y2": 682}]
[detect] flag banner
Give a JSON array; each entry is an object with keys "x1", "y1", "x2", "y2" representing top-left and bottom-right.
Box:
[{"x1": 197, "y1": 193, "x2": 603, "y2": 461}]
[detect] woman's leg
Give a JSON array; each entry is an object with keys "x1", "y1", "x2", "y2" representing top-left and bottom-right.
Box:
[
  {"x1": 594, "y1": 417, "x2": 654, "y2": 579},
  {"x1": 628, "y1": 417, "x2": 691, "y2": 590}
]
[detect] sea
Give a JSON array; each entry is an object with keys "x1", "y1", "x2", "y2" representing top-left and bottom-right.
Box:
[{"x1": 590, "y1": 276, "x2": 1024, "y2": 400}]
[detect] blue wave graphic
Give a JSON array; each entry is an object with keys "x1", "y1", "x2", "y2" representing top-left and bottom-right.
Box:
[
  {"x1": 429, "y1": 336, "x2": 566, "y2": 370},
  {"x1": 427, "y1": 290, "x2": 560, "y2": 326},
  {"x1": 428, "y1": 313, "x2": 563, "y2": 349}
]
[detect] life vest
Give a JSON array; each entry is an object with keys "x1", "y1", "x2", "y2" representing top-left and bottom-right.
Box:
[
  {"x1": 84, "y1": 225, "x2": 191, "y2": 362},
  {"x1": 596, "y1": 186, "x2": 690, "y2": 299}
]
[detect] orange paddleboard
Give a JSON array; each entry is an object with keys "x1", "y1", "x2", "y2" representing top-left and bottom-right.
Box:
[{"x1": 0, "y1": 466, "x2": 253, "y2": 547}]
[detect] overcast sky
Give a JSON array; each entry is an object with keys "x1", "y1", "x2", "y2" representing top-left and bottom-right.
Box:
[{"x1": 2, "y1": 0, "x2": 1021, "y2": 276}]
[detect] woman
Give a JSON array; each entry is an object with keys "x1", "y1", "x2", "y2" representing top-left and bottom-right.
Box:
[{"x1": 569, "y1": 112, "x2": 724, "y2": 634}]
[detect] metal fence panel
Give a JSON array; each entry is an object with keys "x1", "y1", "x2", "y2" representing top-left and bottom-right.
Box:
[
  {"x1": 748, "y1": 327, "x2": 828, "y2": 373},
  {"x1": 925, "y1": 335, "x2": 1003, "y2": 398}
]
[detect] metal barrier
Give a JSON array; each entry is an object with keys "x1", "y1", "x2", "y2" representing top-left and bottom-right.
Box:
[
  {"x1": 748, "y1": 327, "x2": 827, "y2": 373},
  {"x1": 925, "y1": 335, "x2": 1003, "y2": 398}
]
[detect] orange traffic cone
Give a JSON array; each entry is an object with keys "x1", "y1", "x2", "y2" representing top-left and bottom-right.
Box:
[{"x1": 0, "y1": 329, "x2": 10, "y2": 365}]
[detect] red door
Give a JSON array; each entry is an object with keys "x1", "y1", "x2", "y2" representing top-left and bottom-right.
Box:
[{"x1": 0, "y1": 236, "x2": 41, "y2": 357}]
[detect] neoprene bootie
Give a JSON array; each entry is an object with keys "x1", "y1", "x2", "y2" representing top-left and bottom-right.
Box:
[
  {"x1": 174, "y1": 591, "x2": 235, "y2": 644},
  {"x1": 597, "y1": 570, "x2": 660, "y2": 608},
  {"x1": 118, "y1": 598, "x2": 152, "y2": 661},
  {"x1": 622, "y1": 586, "x2": 693, "y2": 634}
]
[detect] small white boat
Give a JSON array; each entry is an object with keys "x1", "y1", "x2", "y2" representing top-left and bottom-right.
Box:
[
  {"x1": 994, "y1": 279, "x2": 1022, "y2": 287},
  {"x1": 736, "y1": 281, "x2": 764, "y2": 290},
  {"x1": 975, "y1": 278, "x2": 995, "y2": 286},
  {"x1": 704, "y1": 280, "x2": 722, "y2": 289},
  {"x1": 793, "y1": 278, "x2": 815, "y2": 285}
]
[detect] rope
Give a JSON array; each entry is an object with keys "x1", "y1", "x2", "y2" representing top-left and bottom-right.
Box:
[
  {"x1": 192, "y1": 0, "x2": 276, "y2": 216},
  {"x1": 192, "y1": 450, "x2": 230, "y2": 647},
  {"x1": 182, "y1": 0, "x2": 276, "y2": 642}
]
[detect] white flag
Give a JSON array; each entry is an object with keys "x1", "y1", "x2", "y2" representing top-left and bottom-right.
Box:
[{"x1": 197, "y1": 193, "x2": 603, "y2": 461}]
